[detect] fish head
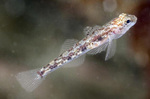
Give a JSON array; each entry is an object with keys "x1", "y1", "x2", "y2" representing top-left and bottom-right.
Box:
[{"x1": 111, "y1": 13, "x2": 137, "y2": 39}]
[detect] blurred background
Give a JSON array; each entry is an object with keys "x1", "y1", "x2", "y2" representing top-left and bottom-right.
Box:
[{"x1": 0, "y1": 0, "x2": 149, "y2": 99}]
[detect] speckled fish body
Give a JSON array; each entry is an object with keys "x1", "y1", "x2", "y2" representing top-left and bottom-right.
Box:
[
  {"x1": 38, "y1": 13, "x2": 137, "y2": 78},
  {"x1": 16, "y1": 13, "x2": 137, "y2": 92}
]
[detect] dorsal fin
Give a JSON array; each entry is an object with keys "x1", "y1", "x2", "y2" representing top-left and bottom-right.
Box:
[
  {"x1": 83, "y1": 26, "x2": 93, "y2": 36},
  {"x1": 83, "y1": 25, "x2": 101, "y2": 36}
]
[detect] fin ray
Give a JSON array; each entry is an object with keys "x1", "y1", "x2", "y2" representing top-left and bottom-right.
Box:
[
  {"x1": 16, "y1": 68, "x2": 45, "y2": 92},
  {"x1": 87, "y1": 43, "x2": 108, "y2": 55},
  {"x1": 60, "y1": 39, "x2": 78, "y2": 54},
  {"x1": 83, "y1": 25, "x2": 101, "y2": 36},
  {"x1": 105, "y1": 40, "x2": 116, "y2": 60},
  {"x1": 83, "y1": 26, "x2": 93, "y2": 36}
]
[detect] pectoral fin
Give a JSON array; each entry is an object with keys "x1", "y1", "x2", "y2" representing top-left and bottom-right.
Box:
[{"x1": 105, "y1": 40, "x2": 116, "y2": 61}]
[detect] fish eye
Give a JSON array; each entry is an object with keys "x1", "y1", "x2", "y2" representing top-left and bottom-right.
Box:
[{"x1": 126, "y1": 20, "x2": 131, "y2": 23}]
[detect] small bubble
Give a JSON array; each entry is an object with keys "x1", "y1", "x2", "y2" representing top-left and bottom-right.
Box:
[
  {"x1": 13, "y1": 42, "x2": 17, "y2": 46},
  {"x1": 103, "y1": 0, "x2": 117, "y2": 12},
  {"x1": 96, "y1": 76, "x2": 100, "y2": 80},
  {"x1": 11, "y1": 50, "x2": 15, "y2": 53}
]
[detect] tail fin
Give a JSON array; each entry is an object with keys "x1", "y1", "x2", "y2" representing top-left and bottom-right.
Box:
[{"x1": 16, "y1": 68, "x2": 45, "y2": 92}]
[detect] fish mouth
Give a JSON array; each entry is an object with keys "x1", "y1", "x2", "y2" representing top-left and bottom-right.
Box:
[{"x1": 131, "y1": 15, "x2": 137, "y2": 23}]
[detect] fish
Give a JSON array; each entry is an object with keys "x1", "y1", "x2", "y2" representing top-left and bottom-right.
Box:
[{"x1": 16, "y1": 13, "x2": 137, "y2": 92}]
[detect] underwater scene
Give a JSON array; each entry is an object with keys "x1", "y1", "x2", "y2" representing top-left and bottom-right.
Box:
[{"x1": 0, "y1": 0, "x2": 149, "y2": 99}]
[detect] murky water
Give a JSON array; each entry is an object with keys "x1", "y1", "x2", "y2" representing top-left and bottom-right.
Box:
[{"x1": 0, "y1": 0, "x2": 149, "y2": 99}]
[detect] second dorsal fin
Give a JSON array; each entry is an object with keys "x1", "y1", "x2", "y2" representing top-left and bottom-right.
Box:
[
  {"x1": 60, "y1": 39, "x2": 78, "y2": 54},
  {"x1": 60, "y1": 39, "x2": 86, "y2": 67}
]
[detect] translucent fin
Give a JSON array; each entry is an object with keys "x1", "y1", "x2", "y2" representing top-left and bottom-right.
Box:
[
  {"x1": 105, "y1": 40, "x2": 116, "y2": 61},
  {"x1": 60, "y1": 39, "x2": 78, "y2": 54},
  {"x1": 87, "y1": 43, "x2": 108, "y2": 55},
  {"x1": 93, "y1": 25, "x2": 101, "y2": 29},
  {"x1": 83, "y1": 26, "x2": 93, "y2": 35},
  {"x1": 16, "y1": 68, "x2": 45, "y2": 92},
  {"x1": 83, "y1": 25, "x2": 101, "y2": 36},
  {"x1": 64, "y1": 54, "x2": 86, "y2": 67}
]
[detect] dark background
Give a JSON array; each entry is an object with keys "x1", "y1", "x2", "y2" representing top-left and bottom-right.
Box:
[{"x1": 0, "y1": 0, "x2": 149, "y2": 99}]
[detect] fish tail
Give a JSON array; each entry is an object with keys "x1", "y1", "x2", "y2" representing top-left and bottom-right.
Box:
[{"x1": 16, "y1": 68, "x2": 45, "y2": 92}]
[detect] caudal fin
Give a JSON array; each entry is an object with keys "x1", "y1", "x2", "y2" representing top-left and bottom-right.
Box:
[{"x1": 16, "y1": 68, "x2": 45, "y2": 92}]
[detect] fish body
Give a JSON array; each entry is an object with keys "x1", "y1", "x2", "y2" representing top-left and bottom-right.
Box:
[
  {"x1": 38, "y1": 13, "x2": 137, "y2": 77},
  {"x1": 16, "y1": 13, "x2": 137, "y2": 92}
]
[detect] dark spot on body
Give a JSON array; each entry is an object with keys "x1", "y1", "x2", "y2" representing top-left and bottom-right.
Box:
[
  {"x1": 37, "y1": 71, "x2": 44, "y2": 78},
  {"x1": 46, "y1": 64, "x2": 50, "y2": 67},
  {"x1": 59, "y1": 54, "x2": 62, "y2": 57},
  {"x1": 82, "y1": 46, "x2": 87, "y2": 51},
  {"x1": 50, "y1": 66, "x2": 54, "y2": 69},
  {"x1": 67, "y1": 56, "x2": 71, "y2": 60},
  {"x1": 68, "y1": 47, "x2": 73, "y2": 51},
  {"x1": 98, "y1": 36, "x2": 103, "y2": 41},
  {"x1": 69, "y1": 52, "x2": 74, "y2": 56},
  {"x1": 75, "y1": 43, "x2": 79, "y2": 46},
  {"x1": 62, "y1": 57, "x2": 67, "y2": 60},
  {"x1": 53, "y1": 64, "x2": 57, "y2": 68},
  {"x1": 41, "y1": 71, "x2": 44, "y2": 74},
  {"x1": 92, "y1": 36, "x2": 98, "y2": 42},
  {"x1": 92, "y1": 31, "x2": 95, "y2": 34}
]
